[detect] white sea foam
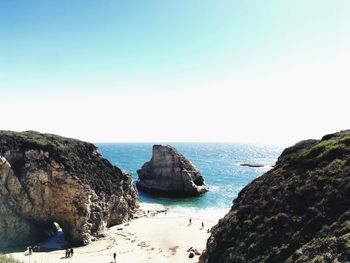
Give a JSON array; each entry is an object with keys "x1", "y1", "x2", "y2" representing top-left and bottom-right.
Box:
[
  {"x1": 206, "y1": 184, "x2": 220, "y2": 192},
  {"x1": 140, "y1": 202, "x2": 229, "y2": 222},
  {"x1": 139, "y1": 202, "x2": 166, "y2": 211},
  {"x1": 167, "y1": 206, "x2": 229, "y2": 222},
  {"x1": 99, "y1": 143, "x2": 281, "y2": 224}
]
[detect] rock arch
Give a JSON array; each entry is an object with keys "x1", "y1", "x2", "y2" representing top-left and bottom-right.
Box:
[{"x1": 0, "y1": 131, "x2": 138, "y2": 248}]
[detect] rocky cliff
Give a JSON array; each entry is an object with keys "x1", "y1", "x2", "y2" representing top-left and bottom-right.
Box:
[
  {"x1": 0, "y1": 131, "x2": 138, "y2": 248},
  {"x1": 137, "y1": 144, "x2": 208, "y2": 197},
  {"x1": 200, "y1": 130, "x2": 350, "y2": 263}
]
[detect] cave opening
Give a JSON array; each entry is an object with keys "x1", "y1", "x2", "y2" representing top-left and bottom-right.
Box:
[
  {"x1": 37, "y1": 221, "x2": 69, "y2": 250},
  {"x1": 5, "y1": 152, "x2": 26, "y2": 179}
]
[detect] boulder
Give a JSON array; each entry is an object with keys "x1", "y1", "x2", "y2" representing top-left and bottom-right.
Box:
[
  {"x1": 199, "y1": 130, "x2": 350, "y2": 263},
  {"x1": 136, "y1": 144, "x2": 208, "y2": 197},
  {"x1": 0, "y1": 130, "x2": 138, "y2": 248}
]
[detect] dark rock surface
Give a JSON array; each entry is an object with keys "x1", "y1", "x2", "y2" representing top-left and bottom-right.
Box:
[
  {"x1": 200, "y1": 130, "x2": 350, "y2": 263},
  {"x1": 0, "y1": 130, "x2": 138, "y2": 248},
  {"x1": 240, "y1": 163, "x2": 266, "y2": 168},
  {"x1": 137, "y1": 144, "x2": 208, "y2": 197}
]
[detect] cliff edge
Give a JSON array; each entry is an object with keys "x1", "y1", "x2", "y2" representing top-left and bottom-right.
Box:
[
  {"x1": 200, "y1": 130, "x2": 350, "y2": 263},
  {"x1": 0, "y1": 130, "x2": 138, "y2": 248}
]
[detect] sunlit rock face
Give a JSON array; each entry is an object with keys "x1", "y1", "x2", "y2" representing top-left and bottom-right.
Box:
[
  {"x1": 137, "y1": 144, "x2": 209, "y2": 197},
  {"x1": 0, "y1": 131, "x2": 138, "y2": 248}
]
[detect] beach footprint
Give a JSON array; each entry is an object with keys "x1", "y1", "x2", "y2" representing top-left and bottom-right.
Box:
[
  {"x1": 168, "y1": 245, "x2": 179, "y2": 255},
  {"x1": 137, "y1": 241, "x2": 149, "y2": 249}
]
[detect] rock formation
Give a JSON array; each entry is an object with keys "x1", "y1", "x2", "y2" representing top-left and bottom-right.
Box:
[
  {"x1": 240, "y1": 163, "x2": 266, "y2": 168},
  {"x1": 0, "y1": 131, "x2": 138, "y2": 248},
  {"x1": 137, "y1": 144, "x2": 208, "y2": 197},
  {"x1": 200, "y1": 130, "x2": 350, "y2": 263}
]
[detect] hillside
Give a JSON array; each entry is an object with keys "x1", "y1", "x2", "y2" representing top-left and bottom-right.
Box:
[{"x1": 200, "y1": 130, "x2": 350, "y2": 263}]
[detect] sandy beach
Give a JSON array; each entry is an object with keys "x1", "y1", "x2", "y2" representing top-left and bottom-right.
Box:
[{"x1": 6, "y1": 205, "x2": 217, "y2": 263}]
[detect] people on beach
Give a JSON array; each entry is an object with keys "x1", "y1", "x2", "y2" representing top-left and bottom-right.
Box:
[
  {"x1": 201, "y1": 221, "x2": 204, "y2": 229},
  {"x1": 33, "y1": 245, "x2": 40, "y2": 252},
  {"x1": 65, "y1": 248, "x2": 74, "y2": 258},
  {"x1": 113, "y1": 252, "x2": 117, "y2": 262},
  {"x1": 187, "y1": 246, "x2": 201, "y2": 257},
  {"x1": 189, "y1": 218, "x2": 192, "y2": 225},
  {"x1": 187, "y1": 246, "x2": 193, "y2": 252},
  {"x1": 27, "y1": 246, "x2": 33, "y2": 255}
]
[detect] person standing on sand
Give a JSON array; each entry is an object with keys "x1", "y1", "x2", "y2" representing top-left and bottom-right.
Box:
[
  {"x1": 113, "y1": 252, "x2": 117, "y2": 262},
  {"x1": 202, "y1": 221, "x2": 204, "y2": 228},
  {"x1": 70, "y1": 248, "x2": 74, "y2": 257},
  {"x1": 189, "y1": 218, "x2": 192, "y2": 225}
]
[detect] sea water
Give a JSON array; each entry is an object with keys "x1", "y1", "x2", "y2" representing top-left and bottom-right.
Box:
[{"x1": 96, "y1": 143, "x2": 282, "y2": 220}]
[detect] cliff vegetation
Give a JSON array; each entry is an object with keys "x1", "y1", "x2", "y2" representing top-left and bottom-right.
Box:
[{"x1": 200, "y1": 130, "x2": 350, "y2": 263}]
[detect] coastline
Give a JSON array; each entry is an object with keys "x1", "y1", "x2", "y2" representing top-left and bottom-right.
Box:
[
  {"x1": 6, "y1": 203, "x2": 219, "y2": 263},
  {"x1": 139, "y1": 202, "x2": 230, "y2": 221}
]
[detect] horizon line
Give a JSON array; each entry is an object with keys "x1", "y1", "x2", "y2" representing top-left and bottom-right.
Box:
[{"x1": 93, "y1": 141, "x2": 287, "y2": 147}]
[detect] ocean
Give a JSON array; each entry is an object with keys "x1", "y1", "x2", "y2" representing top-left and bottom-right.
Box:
[{"x1": 96, "y1": 143, "x2": 283, "y2": 220}]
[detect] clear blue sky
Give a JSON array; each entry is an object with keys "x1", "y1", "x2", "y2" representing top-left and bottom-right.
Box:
[{"x1": 1, "y1": 1, "x2": 350, "y2": 144}]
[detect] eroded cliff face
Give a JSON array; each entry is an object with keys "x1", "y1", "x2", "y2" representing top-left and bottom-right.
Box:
[
  {"x1": 137, "y1": 144, "x2": 208, "y2": 197},
  {"x1": 0, "y1": 131, "x2": 138, "y2": 248},
  {"x1": 200, "y1": 130, "x2": 350, "y2": 263}
]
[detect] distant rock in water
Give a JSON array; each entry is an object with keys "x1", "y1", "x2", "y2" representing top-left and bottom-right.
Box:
[
  {"x1": 200, "y1": 130, "x2": 350, "y2": 263},
  {"x1": 0, "y1": 131, "x2": 138, "y2": 248},
  {"x1": 136, "y1": 144, "x2": 209, "y2": 197},
  {"x1": 240, "y1": 163, "x2": 266, "y2": 168}
]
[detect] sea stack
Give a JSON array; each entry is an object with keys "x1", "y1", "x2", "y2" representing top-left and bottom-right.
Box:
[
  {"x1": 200, "y1": 130, "x2": 350, "y2": 263},
  {"x1": 137, "y1": 144, "x2": 209, "y2": 197},
  {"x1": 0, "y1": 131, "x2": 138, "y2": 248}
]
